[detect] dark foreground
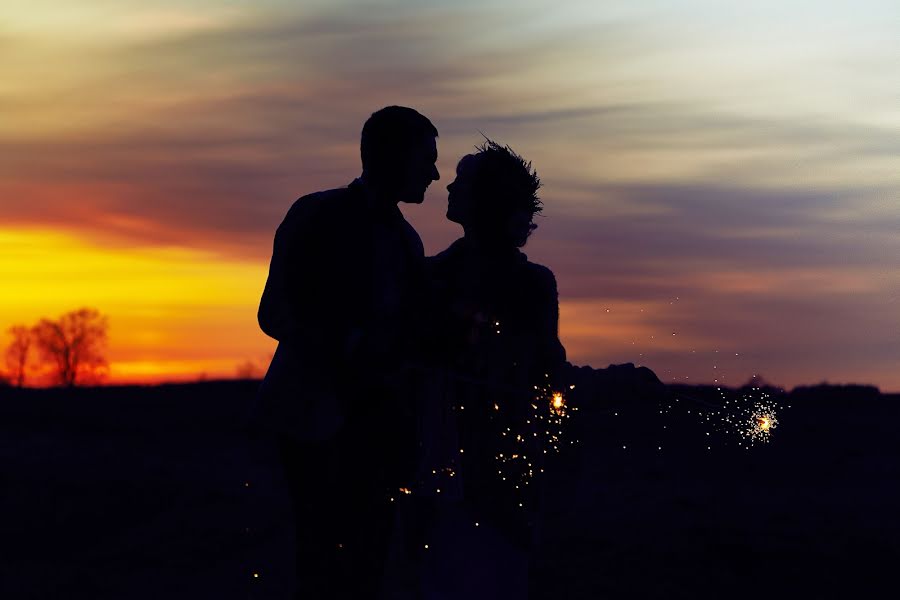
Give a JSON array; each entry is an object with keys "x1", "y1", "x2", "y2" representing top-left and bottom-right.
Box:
[{"x1": 1, "y1": 380, "x2": 897, "y2": 599}]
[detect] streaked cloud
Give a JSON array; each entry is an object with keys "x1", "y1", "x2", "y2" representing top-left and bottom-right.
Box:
[{"x1": 2, "y1": 0, "x2": 897, "y2": 388}]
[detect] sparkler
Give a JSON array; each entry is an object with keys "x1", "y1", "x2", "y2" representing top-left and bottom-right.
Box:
[
  {"x1": 743, "y1": 401, "x2": 778, "y2": 444},
  {"x1": 665, "y1": 386, "x2": 784, "y2": 448},
  {"x1": 488, "y1": 379, "x2": 582, "y2": 511},
  {"x1": 411, "y1": 312, "x2": 585, "y2": 513},
  {"x1": 532, "y1": 379, "x2": 579, "y2": 454},
  {"x1": 440, "y1": 375, "x2": 582, "y2": 512},
  {"x1": 550, "y1": 392, "x2": 566, "y2": 417}
]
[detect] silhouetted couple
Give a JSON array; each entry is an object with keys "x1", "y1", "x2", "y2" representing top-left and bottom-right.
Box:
[{"x1": 253, "y1": 106, "x2": 656, "y2": 599}]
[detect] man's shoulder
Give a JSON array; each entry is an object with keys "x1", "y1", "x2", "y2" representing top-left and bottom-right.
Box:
[
  {"x1": 281, "y1": 184, "x2": 358, "y2": 231},
  {"x1": 289, "y1": 184, "x2": 356, "y2": 215}
]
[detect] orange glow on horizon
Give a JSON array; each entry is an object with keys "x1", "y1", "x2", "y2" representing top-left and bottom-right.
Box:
[{"x1": 1, "y1": 228, "x2": 275, "y2": 385}]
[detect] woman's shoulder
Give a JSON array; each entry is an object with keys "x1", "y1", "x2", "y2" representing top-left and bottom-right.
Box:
[{"x1": 520, "y1": 260, "x2": 558, "y2": 295}]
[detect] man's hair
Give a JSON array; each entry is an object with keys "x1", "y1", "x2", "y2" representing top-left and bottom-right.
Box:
[
  {"x1": 469, "y1": 138, "x2": 543, "y2": 238},
  {"x1": 360, "y1": 106, "x2": 438, "y2": 173}
]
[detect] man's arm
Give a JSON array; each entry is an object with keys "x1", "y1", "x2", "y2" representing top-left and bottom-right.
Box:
[
  {"x1": 258, "y1": 196, "x2": 320, "y2": 343},
  {"x1": 258, "y1": 229, "x2": 292, "y2": 341}
]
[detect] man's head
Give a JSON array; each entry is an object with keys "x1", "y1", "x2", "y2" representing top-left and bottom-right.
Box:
[
  {"x1": 446, "y1": 138, "x2": 542, "y2": 247},
  {"x1": 360, "y1": 106, "x2": 439, "y2": 204}
]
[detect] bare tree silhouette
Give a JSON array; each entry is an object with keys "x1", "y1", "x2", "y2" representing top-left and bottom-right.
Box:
[
  {"x1": 32, "y1": 308, "x2": 109, "y2": 387},
  {"x1": 235, "y1": 360, "x2": 262, "y2": 379},
  {"x1": 5, "y1": 325, "x2": 31, "y2": 388},
  {"x1": 235, "y1": 353, "x2": 272, "y2": 379}
]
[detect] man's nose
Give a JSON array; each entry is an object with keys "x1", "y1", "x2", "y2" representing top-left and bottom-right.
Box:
[{"x1": 431, "y1": 165, "x2": 440, "y2": 181}]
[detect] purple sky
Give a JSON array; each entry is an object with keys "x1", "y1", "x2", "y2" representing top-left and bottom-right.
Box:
[{"x1": 3, "y1": 0, "x2": 898, "y2": 389}]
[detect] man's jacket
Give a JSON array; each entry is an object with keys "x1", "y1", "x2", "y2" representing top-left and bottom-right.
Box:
[{"x1": 252, "y1": 179, "x2": 425, "y2": 441}]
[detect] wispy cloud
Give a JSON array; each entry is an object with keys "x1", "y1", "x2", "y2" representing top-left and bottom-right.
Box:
[{"x1": 3, "y1": 0, "x2": 898, "y2": 388}]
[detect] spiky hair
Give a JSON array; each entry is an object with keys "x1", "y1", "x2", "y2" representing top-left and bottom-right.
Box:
[{"x1": 470, "y1": 137, "x2": 543, "y2": 217}]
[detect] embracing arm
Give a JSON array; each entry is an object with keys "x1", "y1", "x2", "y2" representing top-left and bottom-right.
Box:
[{"x1": 534, "y1": 264, "x2": 567, "y2": 372}]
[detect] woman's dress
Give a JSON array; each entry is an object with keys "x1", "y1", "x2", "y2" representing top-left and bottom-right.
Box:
[{"x1": 413, "y1": 237, "x2": 567, "y2": 599}]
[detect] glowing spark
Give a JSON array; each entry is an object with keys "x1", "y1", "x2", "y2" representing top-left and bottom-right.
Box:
[
  {"x1": 550, "y1": 392, "x2": 566, "y2": 417},
  {"x1": 745, "y1": 407, "x2": 778, "y2": 443}
]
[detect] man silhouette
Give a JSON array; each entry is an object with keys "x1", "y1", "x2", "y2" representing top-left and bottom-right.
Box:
[{"x1": 254, "y1": 106, "x2": 439, "y2": 599}]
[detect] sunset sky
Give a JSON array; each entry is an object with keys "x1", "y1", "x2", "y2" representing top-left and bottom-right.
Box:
[{"x1": 3, "y1": 0, "x2": 898, "y2": 389}]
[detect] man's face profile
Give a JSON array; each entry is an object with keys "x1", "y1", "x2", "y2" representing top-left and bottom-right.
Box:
[{"x1": 397, "y1": 135, "x2": 439, "y2": 205}]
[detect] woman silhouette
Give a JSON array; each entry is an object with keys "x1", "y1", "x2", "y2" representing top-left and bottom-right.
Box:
[{"x1": 410, "y1": 139, "x2": 566, "y2": 599}]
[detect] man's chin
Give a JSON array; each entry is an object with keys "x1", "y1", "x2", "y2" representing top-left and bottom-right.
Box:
[{"x1": 400, "y1": 189, "x2": 427, "y2": 205}]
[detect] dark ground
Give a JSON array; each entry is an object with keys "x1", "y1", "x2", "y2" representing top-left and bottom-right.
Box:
[{"x1": 1, "y1": 379, "x2": 897, "y2": 599}]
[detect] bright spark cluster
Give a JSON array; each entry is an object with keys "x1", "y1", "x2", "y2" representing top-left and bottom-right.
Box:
[
  {"x1": 532, "y1": 377, "x2": 579, "y2": 454},
  {"x1": 491, "y1": 377, "x2": 581, "y2": 511},
  {"x1": 661, "y1": 386, "x2": 783, "y2": 448},
  {"x1": 743, "y1": 402, "x2": 778, "y2": 444},
  {"x1": 721, "y1": 388, "x2": 781, "y2": 447}
]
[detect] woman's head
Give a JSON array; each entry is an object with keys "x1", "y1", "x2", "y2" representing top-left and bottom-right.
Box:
[{"x1": 446, "y1": 139, "x2": 542, "y2": 248}]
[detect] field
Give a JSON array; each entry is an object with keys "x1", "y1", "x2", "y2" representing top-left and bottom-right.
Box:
[{"x1": 1, "y1": 379, "x2": 897, "y2": 599}]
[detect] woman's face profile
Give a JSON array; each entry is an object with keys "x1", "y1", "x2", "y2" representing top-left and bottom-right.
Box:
[{"x1": 446, "y1": 154, "x2": 478, "y2": 225}]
